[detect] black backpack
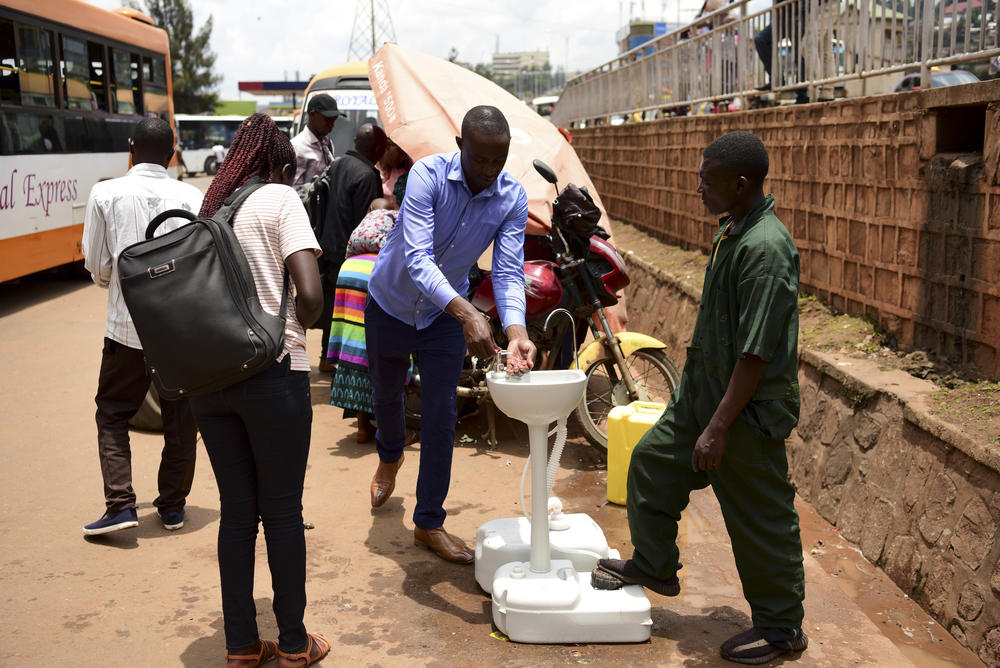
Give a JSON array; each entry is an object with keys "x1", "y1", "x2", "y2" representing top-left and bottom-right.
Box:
[
  {"x1": 118, "y1": 179, "x2": 288, "y2": 399},
  {"x1": 297, "y1": 160, "x2": 332, "y2": 234}
]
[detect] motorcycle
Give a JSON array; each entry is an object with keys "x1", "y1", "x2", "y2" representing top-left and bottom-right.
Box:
[{"x1": 406, "y1": 160, "x2": 680, "y2": 451}]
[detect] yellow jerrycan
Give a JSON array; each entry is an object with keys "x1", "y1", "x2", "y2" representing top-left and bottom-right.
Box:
[{"x1": 606, "y1": 401, "x2": 665, "y2": 505}]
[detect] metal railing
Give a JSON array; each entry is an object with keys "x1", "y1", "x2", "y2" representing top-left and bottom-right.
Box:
[{"x1": 552, "y1": 0, "x2": 1000, "y2": 127}]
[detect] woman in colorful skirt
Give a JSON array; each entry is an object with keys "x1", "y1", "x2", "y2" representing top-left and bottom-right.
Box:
[{"x1": 327, "y1": 199, "x2": 398, "y2": 442}]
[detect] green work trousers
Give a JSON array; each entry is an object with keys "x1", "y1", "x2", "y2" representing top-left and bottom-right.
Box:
[{"x1": 626, "y1": 386, "x2": 805, "y2": 629}]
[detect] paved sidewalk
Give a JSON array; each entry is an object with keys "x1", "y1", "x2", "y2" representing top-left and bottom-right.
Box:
[{"x1": 0, "y1": 274, "x2": 968, "y2": 666}]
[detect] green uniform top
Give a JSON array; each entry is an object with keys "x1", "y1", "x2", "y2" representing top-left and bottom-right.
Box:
[{"x1": 688, "y1": 193, "x2": 800, "y2": 440}]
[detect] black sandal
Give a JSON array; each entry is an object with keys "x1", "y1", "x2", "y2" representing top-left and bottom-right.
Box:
[{"x1": 719, "y1": 627, "x2": 808, "y2": 664}]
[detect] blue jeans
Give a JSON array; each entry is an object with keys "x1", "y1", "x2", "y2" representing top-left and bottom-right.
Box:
[
  {"x1": 365, "y1": 297, "x2": 466, "y2": 529},
  {"x1": 190, "y1": 357, "x2": 312, "y2": 653}
]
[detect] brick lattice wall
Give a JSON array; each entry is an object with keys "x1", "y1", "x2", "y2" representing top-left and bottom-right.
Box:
[{"x1": 573, "y1": 81, "x2": 1000, "y2": 378}]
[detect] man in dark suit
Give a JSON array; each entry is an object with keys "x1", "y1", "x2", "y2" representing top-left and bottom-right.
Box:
[{"x1": 313, "y1": 123, "x2": 388, "y2": 369}]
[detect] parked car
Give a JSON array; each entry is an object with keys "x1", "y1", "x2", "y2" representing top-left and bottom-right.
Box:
[{"x1": 892, "y1": 69, "x2": 980, "y2": 92}]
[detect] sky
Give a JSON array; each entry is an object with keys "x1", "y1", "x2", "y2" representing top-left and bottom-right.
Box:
[{"x1": 86, "y1": 0, "x2": 705, "y2": 101}]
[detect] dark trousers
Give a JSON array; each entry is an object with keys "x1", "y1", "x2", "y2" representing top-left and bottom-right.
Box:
[
  {"x1": 190, "y1": 358, "x2": 312, "y2": 653},
  {"x1": 365, "y1": 297, "x2": 465, "y2": 530},
  {"x1": 626, "y1": 390, "x2": 805, "y2": 629},
  {"x1": 94, "y1": 337, "x2": 197, "y2": 514},
  {"x1": 754, "y1": 12, "x2": 808, "y2": 102},
  {"x1": 754, "y1": 24, "x2": 774, "y2": 78}
]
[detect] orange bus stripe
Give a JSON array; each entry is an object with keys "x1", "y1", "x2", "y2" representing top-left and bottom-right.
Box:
[{"x1": 0, "y1": 225, "x2": 85, "y2": 283}]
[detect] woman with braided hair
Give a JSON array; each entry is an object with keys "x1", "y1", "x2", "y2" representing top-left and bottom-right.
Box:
[{"x1": 192, "y1": 113, "x2": 330, "y2": 667}]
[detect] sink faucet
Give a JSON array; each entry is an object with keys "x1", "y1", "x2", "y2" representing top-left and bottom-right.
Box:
[{"x1": 544, "y1": 308, "x2": 579, "y2": 371}]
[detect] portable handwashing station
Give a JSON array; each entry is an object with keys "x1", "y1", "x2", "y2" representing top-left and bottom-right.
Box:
[{"x1": 474, "y1": 309, "x2": 651, "y2": 644}]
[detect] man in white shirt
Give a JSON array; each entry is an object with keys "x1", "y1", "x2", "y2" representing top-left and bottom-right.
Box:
[
  {"x1": 211, "y1": 143, "x2": 226, "y2": 170},
  {"x1": 81, "y1": 118, "x2": 204, "y2": 537},
  {"x1": 291, "y1": 93, "x2": 345, "y2": 186}
]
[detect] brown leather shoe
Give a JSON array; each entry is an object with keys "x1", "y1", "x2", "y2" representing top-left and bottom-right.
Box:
[
  {"x1": 370, "y1": 454, "x2": 404, "y2": 508},
  {"x1": 414, "y1": 526, "x2": 474, "y2": 564}
]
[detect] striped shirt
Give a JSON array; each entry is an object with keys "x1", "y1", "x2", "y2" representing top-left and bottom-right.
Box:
[
  {"x1": 232, "y1": 184, "x2": 321, "y2": 372},
  {"x1": 82, "y1": 163, "x2": 204, "y2": 349}
]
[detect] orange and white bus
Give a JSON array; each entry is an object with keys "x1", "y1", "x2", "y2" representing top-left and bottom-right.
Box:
[{"x1": 0, "y1": 0, "x2": 175, "y2": 283}]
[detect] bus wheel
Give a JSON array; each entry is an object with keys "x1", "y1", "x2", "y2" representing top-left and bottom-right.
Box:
[{"x1": 205, "y1": 157, "x2": 218, "y2": 175}]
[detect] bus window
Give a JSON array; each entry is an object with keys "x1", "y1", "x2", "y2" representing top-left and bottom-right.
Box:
[
  {"x1": 111, "y1": 49, "x2": 135, "y2": 114},
  {"x1": 61, "y1": 35, "x2": 91, "y2": 110},
  {"x1": 1, "y1": 20, "x2": 58, "y2": 108},
  {"x1": 106, "y1": 116, "x2": 137, "y2": 149},
  {"x1": 87, "y1": 41, "x2": 108, "y2": 111},
  {"x1": 174, "y1": 115, "x2": 244, "y2": 174},
  {"x1": 17, "y1": 24, "x2": 56, "y2": 107},
  {"x1": 63, "y1": 113, "x2": 118, "y2": 152},
  {"x1": 142, "y1": 54, "x2": 168, "y2": 119},
  {"x1": 1, "y1": 110, "x2": 61, "y2": 153},
  {"x1": 130, "y1": 53, "x2": 142, "y2": 115},
  {"x1": 0, "y1": 19, "x2": 17, "y2": 104}
]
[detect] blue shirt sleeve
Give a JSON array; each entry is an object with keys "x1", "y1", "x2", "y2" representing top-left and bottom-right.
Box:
[
  {"x1": 491, "y1": 186, "x2": 528, "y2": 330},
  {"x1": 400, "y1": 163, "x2": 462, "y2": 311}
]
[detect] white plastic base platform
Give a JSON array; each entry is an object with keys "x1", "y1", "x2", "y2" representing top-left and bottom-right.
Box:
[
  {"x1": 475, "y1": 514, "x2": 619, "y2": 594},
  {"x1": 491, "y1": 559, "x2": 652, "y2": 644}
]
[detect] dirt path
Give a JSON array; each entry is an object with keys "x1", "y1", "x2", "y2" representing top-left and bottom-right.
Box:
[{"x1": 0, "y1": 240, "x2": 978, "y2": 666}]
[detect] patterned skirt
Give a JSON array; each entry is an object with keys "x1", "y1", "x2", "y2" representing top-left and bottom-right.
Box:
[
  {"x1": 327, "y1": 252, "x2": 411, "y2": 413},
  {"x1": 330, "y1": 365, "x2": 374, "y2": 414},
  {"x1": 328, "y1": 254, "x2": 376, "y2": 412}
]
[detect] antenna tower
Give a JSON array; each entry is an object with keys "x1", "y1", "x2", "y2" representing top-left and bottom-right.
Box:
[{"x1": 347, "y1": 0, "x2": 398, "y2": 61}]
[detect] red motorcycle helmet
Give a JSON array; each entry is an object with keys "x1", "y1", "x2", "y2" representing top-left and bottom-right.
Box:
[
  {"x1": 471, "y1": 260, "x2": 563, "y2": 319},
  {"x1": 587, "y1": 236, "x2": 630, "y2": 302}
]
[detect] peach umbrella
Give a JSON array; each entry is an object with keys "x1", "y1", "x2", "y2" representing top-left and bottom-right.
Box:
[{"x1": 368, "y1": 42, "x2": 611, "y2": 237}]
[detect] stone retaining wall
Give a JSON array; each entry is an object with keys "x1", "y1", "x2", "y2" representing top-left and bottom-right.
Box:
[
  {"x1": 620, "y1": 246, "x2": 1000, "y2": 664},
  {"x1": 575, "y1": 81, "x2": 1000, "y2": 378}
]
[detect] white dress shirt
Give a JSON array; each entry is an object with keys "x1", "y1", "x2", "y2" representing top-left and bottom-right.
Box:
[{"x1": 82, "y1": 163, "x2": 204, "y2": 349}]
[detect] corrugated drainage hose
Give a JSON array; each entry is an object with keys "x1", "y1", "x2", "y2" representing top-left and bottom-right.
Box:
[{"x1": 520, "y1": 417, "x2": 569, "y2": 520}]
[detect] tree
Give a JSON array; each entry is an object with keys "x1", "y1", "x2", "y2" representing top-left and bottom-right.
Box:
[
  {"x1": 473, "y1": 63, "x2": 495, "y2": 83},
  {"x1": 130, "y1": 0, "x2": 221, "y2": 113}
]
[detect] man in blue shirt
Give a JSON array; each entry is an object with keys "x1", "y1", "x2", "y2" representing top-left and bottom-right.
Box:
[{"x1": 365, "y1": 106, "x2": 535, "y2": 564}]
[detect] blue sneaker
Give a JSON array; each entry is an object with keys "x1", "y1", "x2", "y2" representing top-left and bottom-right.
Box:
[
  {"x1": 83, "y1": 508, "x2": 138, "y2": 536},
  {"x1": 158, "y1": 508, "x2": 185, "y2": 531}
]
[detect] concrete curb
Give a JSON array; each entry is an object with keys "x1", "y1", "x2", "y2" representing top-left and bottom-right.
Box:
[{"x1": 801, "y1": 348, "x2": 1000, "y2": 475}]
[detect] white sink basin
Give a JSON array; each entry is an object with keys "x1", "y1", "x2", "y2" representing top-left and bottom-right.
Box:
[{"x1": 487, "y1": 369, "x2": 587, "y2": 426}]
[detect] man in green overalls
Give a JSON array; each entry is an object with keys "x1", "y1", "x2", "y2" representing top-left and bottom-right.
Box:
[{"x1": 593, "y1": 131, "x2": 807, "y2": 664}]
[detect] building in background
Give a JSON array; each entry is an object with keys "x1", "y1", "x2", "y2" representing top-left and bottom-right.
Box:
[
  {"x1": 492, "y1": 50, "x2": 550, "y2": 80},
  {"x1": 616, "y1": 20, "x2": 688, "y2": 56}
]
